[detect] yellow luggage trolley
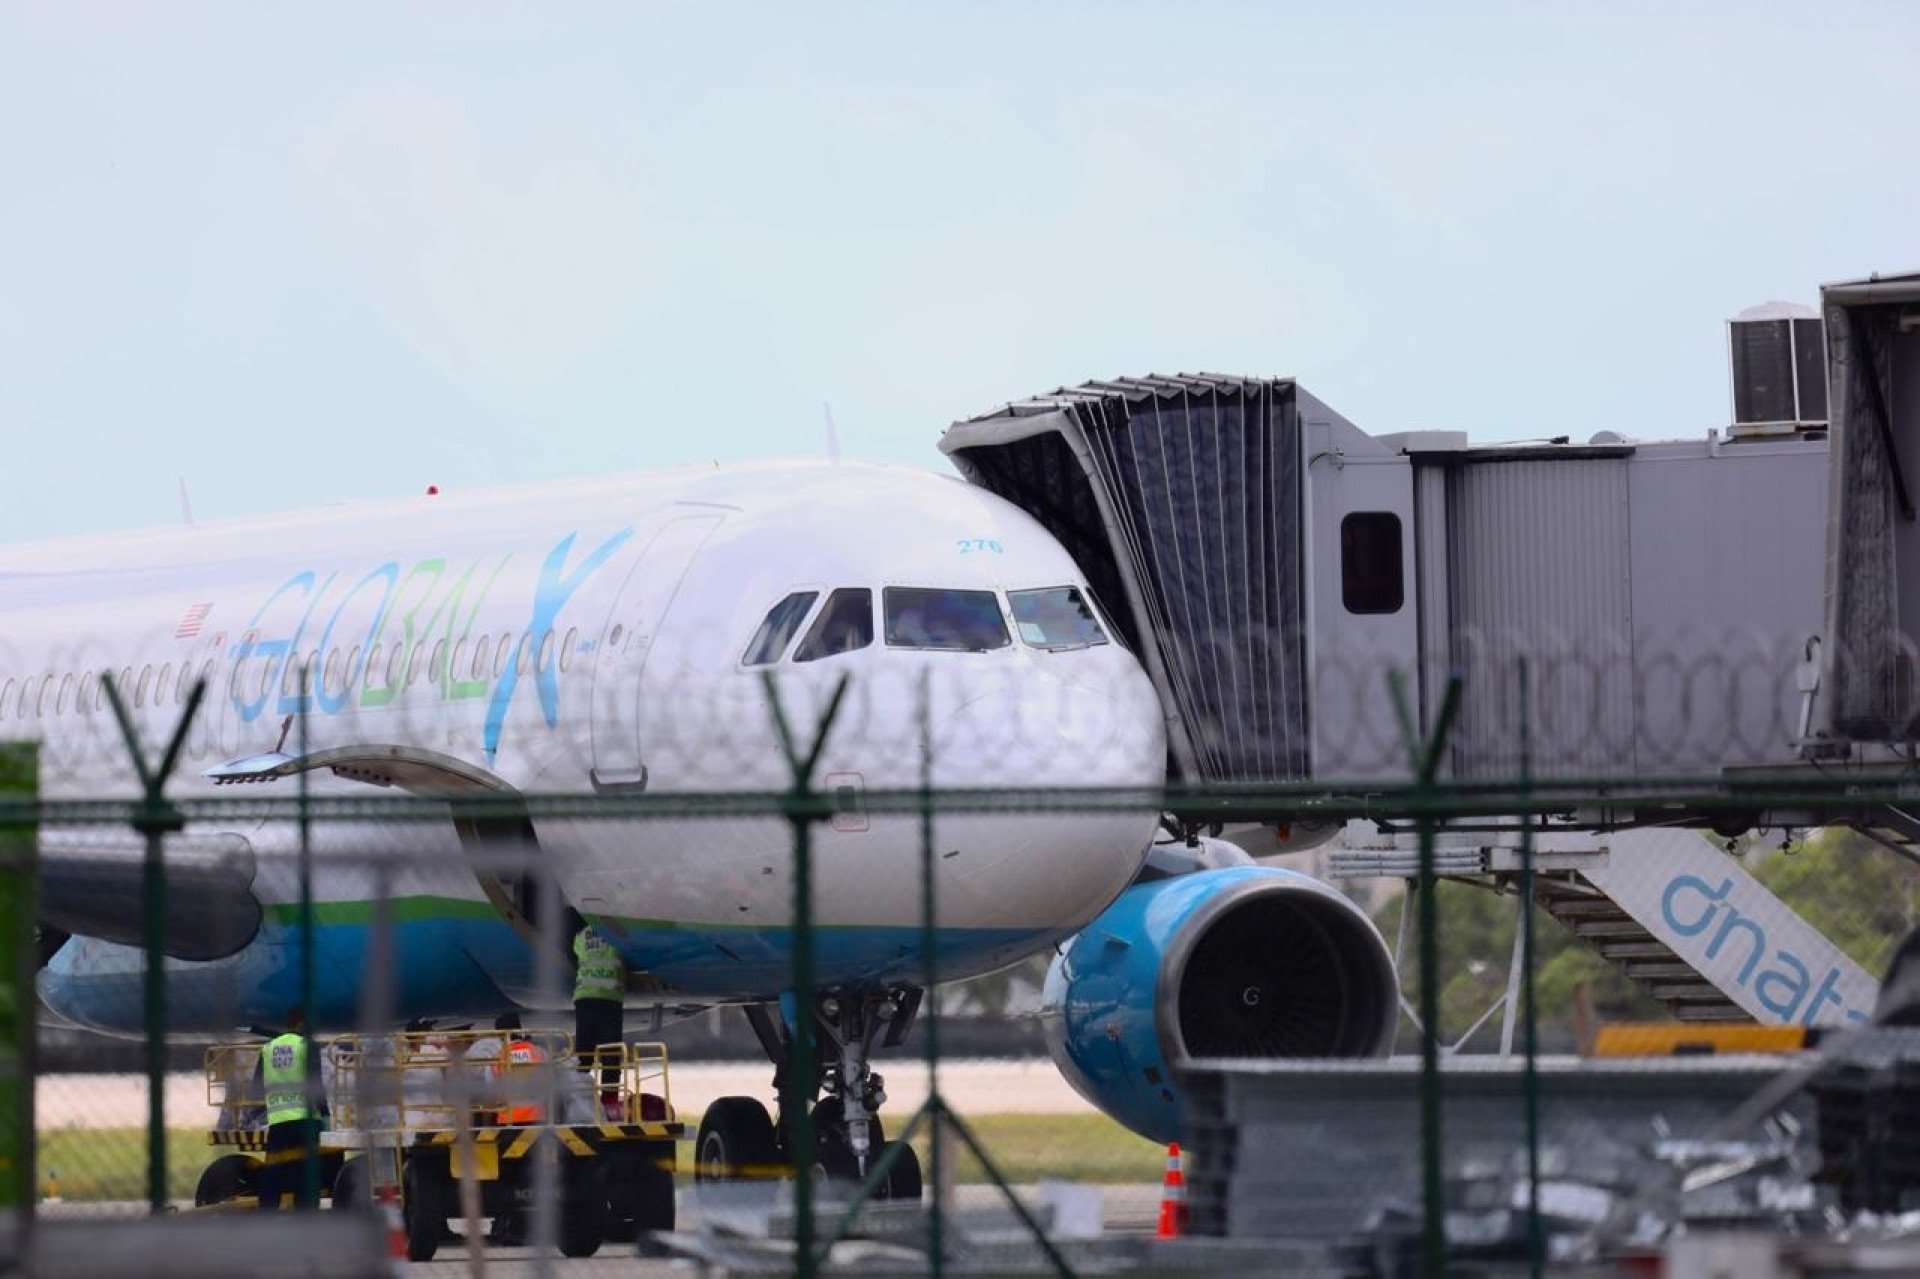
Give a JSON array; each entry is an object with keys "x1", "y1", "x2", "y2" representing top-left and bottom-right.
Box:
[{"x1": 195, "y1": 1029, "x2": 683, "y2": 1261}]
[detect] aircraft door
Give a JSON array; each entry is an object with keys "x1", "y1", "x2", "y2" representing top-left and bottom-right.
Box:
[{"x1": 588, "y1": 513, "x2": 723, "y2": 792}]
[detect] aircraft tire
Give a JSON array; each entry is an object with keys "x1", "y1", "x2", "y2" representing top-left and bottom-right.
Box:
[
  {"x1": 330, "y1": 1155, "x2": 370, "y2": 1213},
  {"x1": 805, "y1": 1101, "x2": 863, "y2": 1183},
  {"x1": 695, "y1": 1096, "x2": 779, "y2": 1182},
  {"x1": 632, "y1": 1158, "x2": 676, "y2": 1233},
  {"x1": 193, "y1": 1153, "x2": 260, "y2": 1208},
  {"x1": 885, "y1": 1141, "x2": 924, "y2": 1202},
  {"x1": 401, "y1": 1160, "x2": 444, "y2": 1263},
  {"x1": 559, "y1": 1159, "x2": 606, "y2": 1259}
]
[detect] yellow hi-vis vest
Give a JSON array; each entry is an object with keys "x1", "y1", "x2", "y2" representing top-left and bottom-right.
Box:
[
  {"x1": 261, "y1": 1032, "x2": 311, "y2": 1125},
  {"x1": 573, "y1": 928, "x2": 625, "y2": 1003}
]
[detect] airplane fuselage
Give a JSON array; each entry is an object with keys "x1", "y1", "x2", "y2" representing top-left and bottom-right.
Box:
[{"x1": 5, "y1": 461, "x2": 1166, "y2": 1032}]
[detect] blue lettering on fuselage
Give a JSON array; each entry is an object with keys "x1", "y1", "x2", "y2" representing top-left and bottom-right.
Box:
[
  {"x1": 226, "y1": 528, "x2": 634, "y2": 759},
  {"x1": 1658, "y1": 872, "x2": 1870, "y2": 1026},
  {"x1": 483, "y1": 527, "x2": 633, "y2": 761}
]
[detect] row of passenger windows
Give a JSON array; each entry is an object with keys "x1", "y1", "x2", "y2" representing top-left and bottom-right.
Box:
[
  {"x1": 0, "y1": 625, "x2": 582, "y2": 724},
  {"x1": 744, "y1": 585, "x2": 1108, "y2": 667}
]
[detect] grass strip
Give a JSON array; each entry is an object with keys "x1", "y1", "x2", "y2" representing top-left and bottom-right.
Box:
[{"x1": 35, "y1": 1111, "x2": 1165, "y2": 1201}]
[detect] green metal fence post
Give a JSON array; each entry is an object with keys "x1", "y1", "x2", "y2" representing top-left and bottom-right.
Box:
[
  {"x1": 1390, "y1": 671, "x2": 1462, "y2": 1279},
  {"x1": 1519, "y1": 660, "x2": 1543, "y2": 1279},
  {"x1": 297, "y1": 679, "x2": 320, "y2": 1210},
  {"x1": 0, "y1": 744, "x2": 38, "y2": 1240},
  {"x1": 762, "y1": 673, "x2": 850, "y2": 1279},
  {"x1": 919, "y1": 674, "x2": 944, "y2": 1279},
  {"x1": 102, "y1": 675, "x2": 204, "y2": 1215}
]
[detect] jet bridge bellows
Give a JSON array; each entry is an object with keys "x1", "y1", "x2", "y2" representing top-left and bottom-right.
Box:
[
  {"x1": 1818, "y1": 270, "x2": 1920, "y2": 741},
  {"x1": 940, "y1": 375, "x2": 1314, "y2": 784},
  {"x1": 947, "y1": 374, "x2": 1833, "y2": 791}
]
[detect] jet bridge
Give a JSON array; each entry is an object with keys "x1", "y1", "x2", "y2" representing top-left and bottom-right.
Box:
[{"x1": 941, "y1": 374, "x2": 1833, "y2": 800}]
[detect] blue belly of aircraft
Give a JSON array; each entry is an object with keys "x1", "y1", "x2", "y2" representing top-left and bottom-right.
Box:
[{"x1": 39, "y1": 906, "x2": 1042, "y2": 1035}]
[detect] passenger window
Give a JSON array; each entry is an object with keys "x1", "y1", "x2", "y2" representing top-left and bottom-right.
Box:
[
  {"x1": 1009, "y1": 586, "x2": 1108, "y2": 650},
  {"x1": 795, "y1": 589, "x2": 874, "y2": 662},
  {"x1": 56, "y1": 674, "x2": 72, "y2": 715},
  {"x1": 538, "y1": 630, "x2": 555, "y2": 672},
  {"x1": 1340, "y1": 511, "x2": 1404, "y2": 615},
  {"x1": 743, "y1": 592, "x2": 821, "y2": 666},
  {"x1": 494, "y1": 633, "x2": 511, "y2": 679},
  {"x1": 883, "y1": 587, "x2": 1010, "y2": 652},
  {"x1": 560, "y1": 627, "x2": 578, "y2": 672}
]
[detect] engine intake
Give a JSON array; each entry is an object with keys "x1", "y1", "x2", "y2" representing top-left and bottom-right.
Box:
[{"x1": 1042, "y1": 865, "x2": 1398, "y2": 1142}]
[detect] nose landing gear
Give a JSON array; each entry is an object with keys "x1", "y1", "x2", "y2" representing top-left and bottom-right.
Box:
[{"x1": 692, "y1": 985, "x2": 923, "y2": 1201}]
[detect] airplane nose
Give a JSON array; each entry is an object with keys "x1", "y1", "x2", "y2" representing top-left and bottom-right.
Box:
[{"x1": 934, "y1": 667, "x2": 1165, "y2": 788}]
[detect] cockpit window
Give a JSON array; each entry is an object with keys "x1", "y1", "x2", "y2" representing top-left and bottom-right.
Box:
[
  {"x1": 1009, "y1": 586, "x2": 1108, "y2": 650},
  {"x1": 794, "y1": 588, "x2": 874, "y2": 662},
  {"x1": 743, "y1": 591, "x2": 819, "y2": 666},
  {"x1": 883, "y1": 587, "x2": 1010, "y2": 652}
]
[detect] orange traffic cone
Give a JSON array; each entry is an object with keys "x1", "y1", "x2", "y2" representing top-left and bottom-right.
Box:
[
  {"x1": 1156, "y1": 1142, "x2": 1187, "y2": 1238},
  {"x1": 379, "y1": 1185, "x2": 407, "y2": 1272}
]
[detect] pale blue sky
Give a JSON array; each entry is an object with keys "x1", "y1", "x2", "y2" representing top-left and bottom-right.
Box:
[{"x1": 3, "y1": 3, "x2": 1915, "y2": 541}]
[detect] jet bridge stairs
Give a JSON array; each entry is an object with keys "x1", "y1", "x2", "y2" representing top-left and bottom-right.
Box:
[
  {"x1": 1328, "y1": 832, "x2": 1748, "y2": 1024},
  {"x1": 1329, "y1": 816, "x2": 1888, "y2": 1033}
]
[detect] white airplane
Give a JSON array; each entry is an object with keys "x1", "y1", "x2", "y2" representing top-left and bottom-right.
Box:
[{"x1": 2, "y1": 459, "x2": 1397, "y2": 1190}]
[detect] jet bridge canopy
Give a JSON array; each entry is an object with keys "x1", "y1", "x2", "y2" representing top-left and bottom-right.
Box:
[{"x1": 940, "y1": 375, "x2": 1320, "y2": 784}]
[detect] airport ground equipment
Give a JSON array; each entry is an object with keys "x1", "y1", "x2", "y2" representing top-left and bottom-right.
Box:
[
  {"x1": 1808, "y1": 1025, "x2": 1920, "y2": 1213},
  {"x1": 1176, "y1": 1054, "x2": 1817, "y2": 1258},
  {"x1": 196, "y1": 1028, "x2": 683, "y2": 1259}
]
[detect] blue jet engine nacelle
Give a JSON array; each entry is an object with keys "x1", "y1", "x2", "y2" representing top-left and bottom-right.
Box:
[{"x1": 1040, "y1": 864, "x2": 1399, "y2": 1143}]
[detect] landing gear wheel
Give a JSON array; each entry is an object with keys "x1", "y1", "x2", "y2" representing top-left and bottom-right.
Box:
[
  {"x1": 559, "y1": 1160, "x2": 607, "y2": 1258},
  {"x1": 193, "y1": 1153, "x2": 260, "y2": 1208},
  {"x1": 696, "y1": 1096, "x2": 780, "y2": 1182},
  {"x1": 806, "y1": 1101, "x2": 863, "y2": 1183},
  {"x1": 330, "y1": 1155, "x2": 370, "y2": 1213},
  {"x1": 884, "y1": 1141, "x2": 924, "y2": 1202},
  {"x1": 401, "y1": 1159, "x2": 445, "y2": 1263}
]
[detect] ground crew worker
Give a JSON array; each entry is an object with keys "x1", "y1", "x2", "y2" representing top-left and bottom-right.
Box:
[
  {"x1": 573, "y1": 922, "x2": 626, "y2": 1117},
  {"x1": 488, "y1": 1013, "x2": 548, "y2": 1125},
  {"x1": 258, "y1": 1006, "x2": 321, "y2": 1211}
]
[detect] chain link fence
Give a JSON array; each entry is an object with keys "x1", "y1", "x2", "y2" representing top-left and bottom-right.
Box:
[{"x1": 4, "y1": 656, "x2": 1919, "y2": 1276}]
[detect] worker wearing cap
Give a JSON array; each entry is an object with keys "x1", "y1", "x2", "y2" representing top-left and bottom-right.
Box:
[
  {"x1": 573, "y1": 923, "x2": 626, "y2": 1117},
  {"x1": 258, "y1": 1006, "x2": 321, "y2": 1211}
]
